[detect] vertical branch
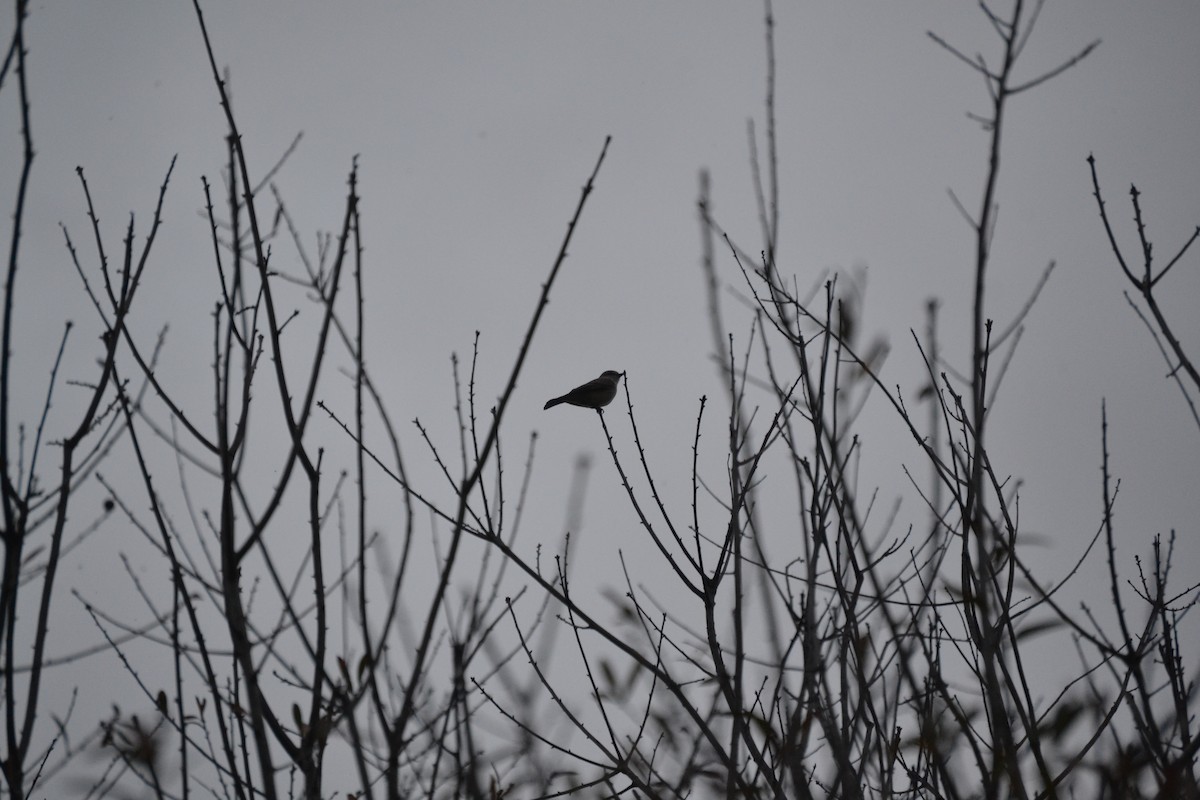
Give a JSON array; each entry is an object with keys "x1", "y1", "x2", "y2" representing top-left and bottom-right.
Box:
[
  {"x1": 0, "y1": 15, "x2": 36, "y2": 784},
  {"x1": 1, "y1": 0, "x2": 33, "y2": 544}
]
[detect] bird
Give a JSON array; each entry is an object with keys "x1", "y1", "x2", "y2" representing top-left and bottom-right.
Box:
[{"x1": 543, "y1": 370, "x2": 624, "y2": 410}]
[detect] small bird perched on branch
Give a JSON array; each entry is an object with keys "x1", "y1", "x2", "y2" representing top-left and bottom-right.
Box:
[{"x1": 543, "y1": 370, "x2": 624, "y2": 410}]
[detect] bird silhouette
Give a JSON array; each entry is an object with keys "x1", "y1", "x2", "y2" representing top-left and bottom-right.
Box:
[{"x1": 544, "y1": 370, "x2": 624, "y2": 410}]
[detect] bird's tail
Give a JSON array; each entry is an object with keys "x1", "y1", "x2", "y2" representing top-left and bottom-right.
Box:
[{"x1": 543, "y1": 396, "x2": 566, "y2": 410}]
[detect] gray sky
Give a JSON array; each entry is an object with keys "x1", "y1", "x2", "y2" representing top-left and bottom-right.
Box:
[{"x1": 4, "y1": 0, "x2": 1199, "y2": 791}]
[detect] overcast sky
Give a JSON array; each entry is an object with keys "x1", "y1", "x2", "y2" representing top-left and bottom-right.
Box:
[{"x1": 4, "y1": 1, "x2": 1198, "y2": 791}]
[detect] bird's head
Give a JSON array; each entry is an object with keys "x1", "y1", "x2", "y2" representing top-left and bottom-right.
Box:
[{"x1": 601, "y1": 370, "x2": 624, "y2": 382}]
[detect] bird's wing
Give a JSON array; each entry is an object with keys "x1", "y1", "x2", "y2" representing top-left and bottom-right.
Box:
[{"x1": 571, "y1": 376, "x2": 610, "y2": 394}]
